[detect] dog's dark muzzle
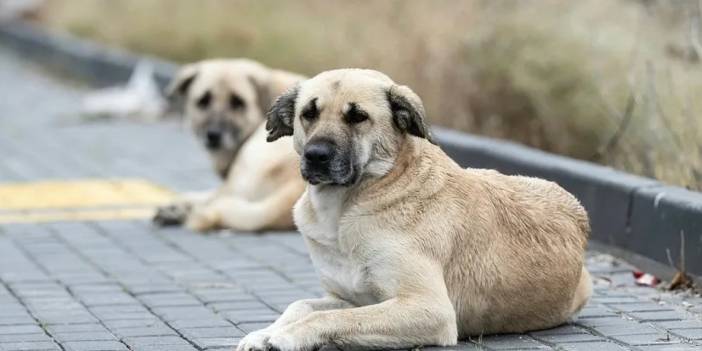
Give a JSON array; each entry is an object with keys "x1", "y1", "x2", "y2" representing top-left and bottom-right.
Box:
[
  {"x1": 205, "y1": 129, "x2": 222, "y2": 150},
  {"x1": 202, "y1": 120, "x2": 240, "y2": 152},
  {"x1": 301, "y1": 139, "x2": 355, "y2": 186}
]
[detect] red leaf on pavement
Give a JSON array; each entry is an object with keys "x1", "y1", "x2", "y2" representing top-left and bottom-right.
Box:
[{"x1": 633, "y1": 271, "x2": 660, "y2": 287}]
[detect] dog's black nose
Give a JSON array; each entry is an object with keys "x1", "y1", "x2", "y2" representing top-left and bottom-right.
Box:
[
  {"x1": 206, "y1": 130, "x2": 221, "y2": 149},
  {"x1": 304, "y1": 140, "x2": 335, "y2": 165}
]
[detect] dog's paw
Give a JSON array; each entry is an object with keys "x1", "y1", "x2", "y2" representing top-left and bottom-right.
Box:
[
  {"x1": 184, "y1": 208, "x2": 218, "y2": 232},
  {"x1": 153, "y1": 203, "x2": 192, "y2": 226},
  {"x1": 266, "y1": 328, "x2": 322, "y2": 351},
  {"x1": 237, "y1": 329, "x2": 272, "y2": 351},
  {"x1": 267, "y1": 331, "x2": 299, "y2": 351}
]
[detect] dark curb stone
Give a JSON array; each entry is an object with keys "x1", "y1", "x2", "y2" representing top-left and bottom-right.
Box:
[{"x1": 629, "y1": 186, "x2": 702, "y2": 277}]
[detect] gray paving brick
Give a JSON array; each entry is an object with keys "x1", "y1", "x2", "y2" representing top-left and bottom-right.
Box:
[
  {"x1": 610, "y1": 333, "x2": 680, "y2": 345},
  {"x1": 236, "y1": 322, "x2": 271, "y2": 333},
  {"x1": 558, "y1": 341, "x2": 630, "y2": 351},
  {"x1": 574, "y1": 316, "x2": 636, "y2": 328},
  {"x1": 101, "y1": 319, "x2": 162, "y2": 330},
  {"x1": 0, "y1": 341, "x2": 60, "y2": 351},
  {"x1": 180, "y1": 326, "x2": 245, "y2": 339},
  {"x1": 223, "y1": 310, "x2": 280, "y2": 324},
  {"x1": 62, "y1": 340, "x2": 129, "y2": 351},
  {"x1": 110, "y1": 325, "x2": 178, "y2": 338},
  {"x1": 0, "y1": 305, "x2": 30, "y2": 316},
  {"x1": 0, "y1": 334, "x2": 52, "y2": 342},
  {"x1": 92, "y1": 312, "x2": 157, "y2": 321},
  {"x1": 592, "y1": 323, "x2": 662, "y2": 336},
  {"x1": 41, "y1": 316, "x2": 102, "y2": 325},
  {"x1": 79, "y1": 293, "x2": 139, "y2": 306},
  {"x1": 137, "y1": 293, "x2": 201, "y2": 308},
  {"x1": 129, "y1": 345, "x2": 198, "y2": 351},
  {"x1": 534, "y1": 333, "x2": 604, "y2": 343},
  {"x1": 68, "y1": 284, "x2": 124, "y2": 294},
  {"x1": 576, "y1": 305, "x2": 621, "y2": 319},
  {"x1": 122, "y1": 336, "x2": 191, "y2": 346},
  {"x1": 52, "y1": 331, "x2": 118, "y2": 342},
  {"x1": 45, "y1": 324, "x2": 109, "y2": 334},
  {"x1": 655, "y1": 320, "x2": 702, "y2": 329},
  {"x1": 89, "y1": 305, "x2": 150, "y2": 315},
  {"x1": 473, "y1": 334, "x2": 549, "y2": 349},
  {"x1": 0, "y1": 316, "x2": 36, "y2": 326},
  {"x1": 670, "y1": 328, "x2": 702, "y2": 340},
  {"x1": 191, "y1": 337, "x2": 241, "y2": 349},
  {"x1": 257, "y1": 294, "x2": 314, "y2": 305},
  {"x1": 124, "y1": 283, "x2": 183, "y2": 295},
  {"x1": 637, "y1": 345, "x2": 702, "y2": 351},
  {"x1": 608, "y1": 303, "x2": 674, "y2": 313},
  {"x1": 591, "y1": 296, "x2": 642, "y2": 304},
  {"x1": 208, "y1": 301, "x2": 271, "y2": 312},
  {"x1": 529, "y1": 325, "x2": 590, "y2": 336},
  {"x1": 194, "y1": 292, "x2": 256, "y2": 304},
  {"x1": 627, "y1": 311, "x2": 690, "y2": 322},
  {"x1": 168, "y1": 319, "x2": 233, "y2": 329},
  {"x1": 150, "y1": 306, "x2": 217, "y2": 320},
  {"x1": 423, "y1": 343, "x2": 483, "y2": 351},
  {"x1": 0, "y1": 325, "x2": 44, "y2": 335}
]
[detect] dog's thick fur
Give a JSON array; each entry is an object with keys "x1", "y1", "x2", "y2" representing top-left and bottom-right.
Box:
[
  {"x1": 153, "y1": 59, "x2": 305, "y2": 232},
  {"x1": 237, "y1": 69, "x2": 592, "y2": 350}
]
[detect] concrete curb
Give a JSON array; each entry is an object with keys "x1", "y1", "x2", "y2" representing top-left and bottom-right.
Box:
[
  {"x1": 0, "y1": 20, "x2": 177, "y2": 88},
  {"x1": 1, "y1": 20, "x2": 701, "y2": 280}
]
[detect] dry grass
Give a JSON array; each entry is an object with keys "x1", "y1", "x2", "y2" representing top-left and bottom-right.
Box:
[{"x1": 37, "y1": 0, "x2": 702, "y2": 190}]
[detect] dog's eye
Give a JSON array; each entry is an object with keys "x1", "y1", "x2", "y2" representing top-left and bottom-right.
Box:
[
  {"x1": 229, "y1": 94, "x2": 245, "y2": 110},
  {"x1": 344, "y1": 103, "x2": 369, "y2": 124},
  {"x1": 301, "y1": 98, "x2": 319, "y2": 121},
  {"x1": 196, "y1": 91, "x2": 211, "y2": 109}
]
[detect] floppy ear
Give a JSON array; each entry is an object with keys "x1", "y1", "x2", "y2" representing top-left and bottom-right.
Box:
[
  {"x1": 387, "y1": 85, "x2": 434, "y2": 143},
  {"x1": 166, "y1": 64, "x2": 199, "y2": 100},
  {"x1": 249, "y1": 70, "x2": 305, "y2": 118},
  {"x1": 248, "y1": 74, "x2": 274, "y2": 117},
  {"x1": 266, "y1": 85, "x2": 299, "y2": 142}
]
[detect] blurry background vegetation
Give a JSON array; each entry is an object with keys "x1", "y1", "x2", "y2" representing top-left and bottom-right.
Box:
[{"x1": 35, "y1": 0, "x2": 702, "y2": 191}]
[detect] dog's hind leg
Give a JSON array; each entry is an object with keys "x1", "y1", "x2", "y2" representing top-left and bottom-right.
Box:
[{"x1": 185, "y1": 180, "x2": 301, "y2": 232}]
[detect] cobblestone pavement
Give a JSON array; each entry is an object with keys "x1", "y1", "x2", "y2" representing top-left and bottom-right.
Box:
[{"x1": 0, "y1": 47, "x2": 701, "y2": 351}]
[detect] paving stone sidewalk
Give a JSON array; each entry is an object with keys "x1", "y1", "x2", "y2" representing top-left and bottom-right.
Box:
[{"x1": 0, "y1": 47, "x2": 701, "y2": 351}]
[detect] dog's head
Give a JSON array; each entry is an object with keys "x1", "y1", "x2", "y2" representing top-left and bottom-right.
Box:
[
  {"x1": 266, "y1": 69, "x2": 432, "y2": 186},
  {"x1": 167, "y1": 59, "x2": 302, "y2": 177}
]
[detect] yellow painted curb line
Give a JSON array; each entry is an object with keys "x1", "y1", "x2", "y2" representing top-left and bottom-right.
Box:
[
  {"x1": 0, "y1": 179, "x2": 175, "y2": 223},
  {"x1": 0, "y1": 208, "x2": 156, "y2": 223}
]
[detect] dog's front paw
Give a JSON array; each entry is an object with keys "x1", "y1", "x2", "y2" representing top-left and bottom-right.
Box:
[
  {"x1": 267, "y1": 328, "x2": 322, "y2": 351},
  {"x1": 237, "y1": 329, "x2": 272, "y2": 351},
  {"x1": 153, "y1": 203, "x2": 191, "y2": 226},
  {"x1": 267, "y1": 331, "x2": 300, "y2": 351},
  {"x1": 185, "y1": 208, "x2": 218, "y2": 232}
]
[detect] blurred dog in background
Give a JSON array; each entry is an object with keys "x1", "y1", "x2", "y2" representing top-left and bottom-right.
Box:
[{"x1": 153, "y1": 59, "x2": 305, "y2": 232}]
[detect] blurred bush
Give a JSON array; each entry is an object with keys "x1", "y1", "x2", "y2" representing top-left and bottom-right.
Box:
[{"x1": 38, "y1": 0, "x2": 702, "y2": 190}]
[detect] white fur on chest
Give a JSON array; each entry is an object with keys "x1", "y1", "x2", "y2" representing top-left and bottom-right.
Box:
[{"x1": 295, "y1": 186, "x2": 379, "y2": 306}]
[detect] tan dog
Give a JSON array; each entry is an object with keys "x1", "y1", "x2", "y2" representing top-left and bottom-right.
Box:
[
  {"x1": 154, "y1": 59, "x2": 305, "y2": 232},
  {"x1": 237, "y1": 69, "x2": 592, "y2": 350}
]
